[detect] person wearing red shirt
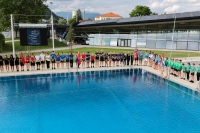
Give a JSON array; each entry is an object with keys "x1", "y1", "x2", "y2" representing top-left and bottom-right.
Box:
[
  {"x1": 91, "y1": 54, "x2": 95, "y2": 68},
  {"x1": 30, "y1": 53, "x2": 35, "y2": 71},
  {"x1": 134, "y1": 49, "x2": 139, "y2": 66},
  {"x1": 82, "y1": 52, "x2": 86, "y2": 68},
  {"x1": 25, "y1": 54, "x2": 30, "y2": 71}
]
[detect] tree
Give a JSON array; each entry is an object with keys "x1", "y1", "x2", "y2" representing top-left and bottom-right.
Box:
[
  {"x1": 88, "y1": 18, "x2": 92, "y2": 21},
  {"x1": 66, "y1": 26, "x2": 76, "y2": 52},
  {"x1": 68, "y1": 18, "x2": 76, "y2": 25},
  {"x1": 76, "y1": 9, "x2": 83, "y2": 22},
  {"x1": 58, "y1": 18, "x2": 67, "y2": 25},
  {"x1": 151, "y1": 12, "x2": 158, "y2": 15},
  {"x1": 129, "y1": 5, "x2": 152, "y2": 17},
  {"x1": 0, "y1": 0, "x2": 48, "y2": 37},
  {"x1": 0, "y1": 33, "x2": 5, "y2": 52}
]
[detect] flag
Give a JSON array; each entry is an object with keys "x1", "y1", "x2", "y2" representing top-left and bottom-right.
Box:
[
  {"x1": 162, "y1": 53, "x2": 164, "y2": 60},
  {"x1": 78, "y1": 53, "x2": 81, "y2": 65},
  {"x1": 161, "y1": 53, "x2": 165, "y2": 67},
  {"x1": 21, "y1": 52, "x2": 25, "y2": 65}
]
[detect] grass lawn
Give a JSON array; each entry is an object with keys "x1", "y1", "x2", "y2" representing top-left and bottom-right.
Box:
[
  {"x1": 3, "y1": 39, "x2": 67, "y2": 52},
  {"x1": 5, "y1": 38, "x2": 20, "y2": 41},
  {"x1": 44, "y1": 47, "x2": 200, "y2": 58}
]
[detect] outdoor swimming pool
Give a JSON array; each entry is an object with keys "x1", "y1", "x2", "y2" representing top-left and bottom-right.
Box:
[{"x1": 0, "y1": 69, "x2": 200, "y2": 133}]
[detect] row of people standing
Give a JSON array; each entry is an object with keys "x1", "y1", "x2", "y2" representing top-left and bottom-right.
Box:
[
  {"x1": 0, "y1": 50, "x2": 149, "y2": 72},
  {"x1": 147, "y1": 51, "x2": 200, "y2": 83}
]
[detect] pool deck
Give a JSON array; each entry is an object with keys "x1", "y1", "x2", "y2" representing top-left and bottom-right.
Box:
[{"x1": 0, "y1": 64, "x2": 199, "y2": 92}]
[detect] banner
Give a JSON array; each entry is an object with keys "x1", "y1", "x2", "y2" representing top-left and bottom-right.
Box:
[{"x1": 27, "y1": 29, "x2": 41, "y2": 45}]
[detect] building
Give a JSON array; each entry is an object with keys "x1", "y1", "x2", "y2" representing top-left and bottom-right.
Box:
[
  {"x1": 95, "y1": 12, "x2": 122, "y2": 21},
  {"x1": 74, "y1": 11, "x2": 200, "y2": 51},
  {"x1": 72, "y1": 11, "x2": 77, "y2": 18}
]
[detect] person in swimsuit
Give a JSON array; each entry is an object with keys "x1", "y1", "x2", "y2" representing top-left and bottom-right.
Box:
[
  {"x1": 0, "y1": 55, "x2": 4, "y2": 72},
  {"x1": 15, "y1": 54, "x2": 20, "y2": 72},
  {"x1": 9, "y1": 55, "x2": 14, "y2": 72},
  {"x1": 4, "y1": 55, "x2": 9, "y2": 72}
]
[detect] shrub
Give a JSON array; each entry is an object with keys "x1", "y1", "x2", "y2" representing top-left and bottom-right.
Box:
[{"x1": 0, "y1": 33, "x2": 5, "y2": 52}]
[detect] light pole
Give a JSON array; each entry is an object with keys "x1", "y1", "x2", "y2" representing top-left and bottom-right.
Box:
[
  {"x1": 168, "y1": 11, "x2": 176, "y2": 79},
  {"x1": 50, "y1": 2, "x2": 55, "y2": 51}
]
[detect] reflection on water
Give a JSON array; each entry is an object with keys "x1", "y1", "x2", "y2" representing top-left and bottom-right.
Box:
[{"x1": 0, "y1": 68, "x2": 199, "y2": 98}]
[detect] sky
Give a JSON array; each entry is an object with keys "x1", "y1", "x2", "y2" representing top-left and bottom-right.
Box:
[{"x1": 45, "y1": 0, "x2": 200, "y2": 17}]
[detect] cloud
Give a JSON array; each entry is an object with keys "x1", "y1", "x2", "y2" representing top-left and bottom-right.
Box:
[
  {"x1": 164, "y1": 5, "x2": 181, "y2": 13},
  {"x1": 45, "y1": 0, "x2": 200, "y2": 17}
]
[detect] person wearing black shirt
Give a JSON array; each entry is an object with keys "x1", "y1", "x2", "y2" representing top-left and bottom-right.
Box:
[
  {"x1": 4, "y1": 55, "x2": 9, "y2": 72},
  {"x1": 15, "y1": 54, "x2": 20, "y2": 72},
  {"x1": 95, "y1": 51, "x2": 99, "y2": 67},
  {"x1": 112, "y1": 52, "x2": 115, "y2": 67},
  {"x1": 69, "y1": 53, "x2": 74, "y2": 68},
  {"x1": 109, "y1": 52, "x2": 112, "y2": 67},
  {"x1": 10, "y1": 55, "x2": 15, "y2": 72},
  {"x1": 131, "y1": 53, "x2": 134, "y2": 66},
  {"x1": 116, "y1": 53, "x2": 120, "y2": 66},
  {"x1": 100, "y1": 50, "x2": 104, "y2": 67},
  {"x1": 123, "y1": 53, "x2": 126, "y2": 66},
  {"x1": 120, "y1": 53, "x2": 123, "y2": 66},
  {"x1": 126, "y1": 52, "x2": 130, "y2": 66},
  {"x1": 0, "y1": 55, "x2": 4, "y2": 72},
  {"x1": 105, "y1": 53, "x2": 108, "y2": 67}
]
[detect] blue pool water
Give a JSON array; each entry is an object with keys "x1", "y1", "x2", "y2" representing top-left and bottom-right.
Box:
[{"x1": 0, "y1": 69, "x2": 200, "y2": 133}]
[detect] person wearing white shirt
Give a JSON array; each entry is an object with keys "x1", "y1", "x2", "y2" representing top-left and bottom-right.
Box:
[
  {"x1": 40, "y1": 51, "x2": 45, "y2": 70},
  {"x1": 35, "y1": 53, "x2": 41, "y2": 70},
  {"x1": 46, "y1": 53, "x2": 50, "y2": 69}
]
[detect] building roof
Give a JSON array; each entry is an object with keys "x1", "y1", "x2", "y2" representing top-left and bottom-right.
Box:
[
  {"x1": 95, "y1": 16, "x2": 100, "y2": 18},
  {"x1": 77, "y1": 11, "x2": 200, "y2": 27},
  {"x1": 101, "y1": 12, "x2": 122, "y2": 17}
]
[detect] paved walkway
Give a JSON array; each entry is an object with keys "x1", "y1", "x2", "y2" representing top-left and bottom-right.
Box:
[{"x1": 0, "y1": 64, "x2": 199, "y2": 92}]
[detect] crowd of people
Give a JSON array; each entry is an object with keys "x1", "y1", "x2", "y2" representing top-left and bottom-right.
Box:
[{"x1": 0, "y1": 50, "x2": 199, "y2": 83}]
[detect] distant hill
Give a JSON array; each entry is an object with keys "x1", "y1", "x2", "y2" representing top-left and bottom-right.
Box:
[
  {"x1": 56, "y1": 12, "x2": 101, "y2": 20},
  {"x1": 44, "y1": 8, "x2": 65, "y2": 23}
]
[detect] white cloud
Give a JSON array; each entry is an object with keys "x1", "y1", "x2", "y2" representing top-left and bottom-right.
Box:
[
  {"x1": 164, "y1": 5, "x2": 181, "y2": 13},
  {"x1": 45, "y1": 0, "x2": 200, "y2": 17}
]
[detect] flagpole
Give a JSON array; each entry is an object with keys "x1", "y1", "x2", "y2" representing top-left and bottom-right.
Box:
[{"x1": 168, "y1": 11, "x2": 176, "y2": 79}]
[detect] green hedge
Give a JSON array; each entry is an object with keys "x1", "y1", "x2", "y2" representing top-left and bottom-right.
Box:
[{"x1": 0, "y1": 33, "x2": 5, "y2": 52}]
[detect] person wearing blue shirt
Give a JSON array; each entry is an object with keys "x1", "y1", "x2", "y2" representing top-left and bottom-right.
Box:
[
  {"x1": 50, "y1": 51, "x2": 56, "y2": 69},
  {"x1": 56, "y1": 53, "x2": 61, "y2": 69},
  {"x1": 69, "y1": 52, "x2": 73, "y2": 68},
  {"x1": 144, "y1": 51, "x2": 149, "y2": 66},
  {"x1": 60, "y1": 52, "x2": 65, "y2": 69},
  {"x1": 66, "y1": 52, "x2": 69, "y2": 69},
  {"x1": 86, "y1": 52, "x2": 90, "y2": 68},
  {"x1": 138, "y1": 50, "x2": 143, "y2": 66}
]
